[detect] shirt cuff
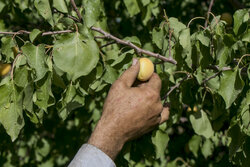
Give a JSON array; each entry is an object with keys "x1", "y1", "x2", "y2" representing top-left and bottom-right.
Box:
[{"x1": 68, "y1": 144, "x2": 116, "y2": 167}]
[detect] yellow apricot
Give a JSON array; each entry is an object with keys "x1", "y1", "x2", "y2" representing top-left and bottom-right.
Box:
[
  {"x1": 193, "y1": 106, "x2": 198, "y2": 112},
  {"x1": 0, "y1": 63, "x2": 12, "y2": 76},
  {"x1": 12, "y1": 46, "x2": 19, "y2": 57},
  {"x1": 137, "y1": 58, "x2": 154, "y2": 81},
  {"x1": 187, "y1": 107, "x2": 192, "y2": 112}
]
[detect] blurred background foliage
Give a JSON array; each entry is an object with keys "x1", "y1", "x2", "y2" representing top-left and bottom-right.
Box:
[{"x1": 0, "y1": 0, "x2": 249, "y2": 167}]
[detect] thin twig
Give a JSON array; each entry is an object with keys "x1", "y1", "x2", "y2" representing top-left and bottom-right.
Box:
[
  {"x1": 94, "y1": 36, "x2": 107, "y2": 39},
  {"x1": 205, "y1": 0, "x2": 215, "y2": 28},
  {"x1": 163, "y1": 10, "x2": 173, "y2": 59},
  {"x1": 237, "y1": 54, "x2": 250, "y2": 67},
  {"x1": 53, "y1": 8, "x2": 80, "y2": 22},
  {"x1": 201, "y1": 71, "x2": 221, "y2": 85},
  {"x1": 187, "y1": 17, "x2": 206, "y2": 28},
  {"x1": 100, "y1": 41, "x2": 116, "y2": 48},
  {"x1": 198, "y1": 25, "x2": 206, "y2": 30},
  {"x1": 91, "y1": 26, "x2": 177, "y2": 65},
  {"x1": 208, "y1": 12, "x2": 219, "y2": 25},
  {"x1": 70, "y1": 0, "x2": 82, "y2": 22},
  {"x1": 0, "y1": 30, "x2": 73, "y2": 36},
  {"x1": 175, "y1": 157, "x2": 191, "y2": 167},
  {"x1": 162, "y1": 74, "x2": 191, "y2": 100}
]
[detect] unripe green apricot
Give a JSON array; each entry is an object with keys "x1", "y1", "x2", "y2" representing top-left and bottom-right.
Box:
[{"x1": 221, "y1": 13, "x2": 233, "y2": 26}]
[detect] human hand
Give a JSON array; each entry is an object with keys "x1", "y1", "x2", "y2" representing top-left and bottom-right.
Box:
[{"x1": 88, "y1": 59, "x2": 169, "y2": 160}]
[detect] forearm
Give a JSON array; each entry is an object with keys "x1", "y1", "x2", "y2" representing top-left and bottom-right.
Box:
[{"x1": 88, "y1": 119, "x2": 126, "y2": 160}]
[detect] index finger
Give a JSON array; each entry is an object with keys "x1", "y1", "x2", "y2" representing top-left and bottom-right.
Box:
[{"x1": 146, "y1": 73, "x2": 162, "y2": 92}]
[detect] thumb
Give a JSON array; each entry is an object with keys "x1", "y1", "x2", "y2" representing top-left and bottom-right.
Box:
[{"x1": 118, "y1": 58, "x2": 140, "y2": 87}]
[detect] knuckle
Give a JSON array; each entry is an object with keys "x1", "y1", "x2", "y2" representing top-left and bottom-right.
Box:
[
  {"x1": 111, "y1": 79, "x2": 125, "y2": 90},
  {"x1": 147, "y1": 88, "x2": 159, "y2": 99}
]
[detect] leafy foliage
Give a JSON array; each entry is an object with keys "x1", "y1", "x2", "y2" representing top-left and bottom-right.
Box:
[{"x1": 0, "y1": 0, "x2": 249, "y2": 166}]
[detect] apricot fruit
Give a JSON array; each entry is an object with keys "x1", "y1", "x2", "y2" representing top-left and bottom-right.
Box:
[
  {"x1": 137, "y1": 58, "x2": 154, "y2": 81},
  {"x1": 0, "y1": 63, "x2": 12, "y2": 76},
  {"x1": 221, "y1": 13, "x2": 233, "y2": 26}
]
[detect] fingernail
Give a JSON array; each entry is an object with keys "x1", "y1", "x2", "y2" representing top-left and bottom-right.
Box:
[{"x1": 132, "y1": 58, "x2": 138, "y2": 65}]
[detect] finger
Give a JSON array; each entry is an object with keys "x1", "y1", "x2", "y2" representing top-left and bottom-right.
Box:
[
  {"x1": 118, "y1": 58, "x2": 140, "y2": 87},
  {"x1": 147, "y1": 73, "x2": 162, "y2": 92},
  {"x1": 160, "y1": 107, "x2": 170, "y2": 124}
]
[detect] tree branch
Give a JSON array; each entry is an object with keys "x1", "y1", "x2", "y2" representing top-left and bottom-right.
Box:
[
  {"x1": 0, "y1": 30, "x2": 73, "y2": 36},
  {"x1": 42, "y1": 30, "x2": 73, "y2": 36},
  {"x1": 207, "y1": 65, "x2": 232, "y2": 71},
  {"x1": 205, "y1": 0, "x2": 215, "y2": 28},
  {"x1": 70, "y1": 0, "x2": 82, "y2": 22},
  {"x1": 91, "y1": 26, "x2": 177, "y2": 65},
  {"x1": 201, "y1": 71, "x2": 221, "y2": 85}
]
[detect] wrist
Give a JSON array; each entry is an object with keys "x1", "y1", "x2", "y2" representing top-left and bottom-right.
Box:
[{"x1": 88, "y1": 119, "x2": 126, "y2": 160}]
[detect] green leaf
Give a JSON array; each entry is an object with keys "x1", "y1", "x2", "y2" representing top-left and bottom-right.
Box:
[
  {"x1": 34, "y1": 0, "x2": 54, "y2": 27},
  {"x1": 242, "y1": 30, "x2": 250, "y2": 43},
  {"x1": 168, "y1": 17, "x2": 186, "y2": 39},
  {"x1": 190, "y1": 110, "x2": 214, "y2": 138},
  {"x1": 201, "y1": 139, "x2": 214, "y2": 158},
  {"x1": 0, "y1": 82, "x2": 12, "y2": 108},
  {"x1": 216, "y1": 44, "x2": 230, "y2": 68},
  {"x1": 233, "y1": 9, "x2": 249, "y2": 35},
  {"x1": 53, "y1": 0, "x2": 68, "y2": 13},
  {"x1": 123, "y1": 0, "x2": 140, "y2": 17},
  {"x1": 141, "y1": 0, "x2": 150, "y2": 6},
  {"x1": 23, "y1": 84, "x2": 39, "y2": 124},
  {"x1": 188, "y1": 135, "x2": 202, "y2": 157},
  {"x1": 1, "y1": 37, "x2": 15, "y2": 61},
  {"x1": 37, "y1": 139, "x2": 50, "y2": 157},
  {"x1": 111, "y1": 49, "x2": 134, "y2": 67},
  {"x1": 22, "y1": 43, "x2": 48, "y2": 81},
  {"x1": 142, "y1": 1, "x2": 159, "y2": 25},
  {"x1": 53, "y1": 33, "x2": 99, "y2": 81},
  {"x1": 123, "y1": 36, "x2": 141, "y2": 47},
  {"x1": 179, "y1": 28, "x2": 192, "y2": 68},
  {"x1": 58, "y1": 84, "x2": 85, "y2": 120},
  {"x1": 196, "y1": 32, "x2": 210, "y2": 47},
  {"x1": 34, "y1": 73, "x2": 54, "y2": 113},
  {"x1": 238, "y1": 90, "x2": 250, "y2": 128},
  {"x1": 83, "y1": 0, "x2": 102, "y2": 27},
  {"x1": 152, "y1": 128, "x2": 169, "y2": 159},
  {"x1": 103, "y1": 65, "x2": 119, "y2": 84},
  {"x1": 218, "y1": 70, "x2": 244, "y2": 108},
  {"x1": 29, "y1": 29, "x2": 42, "y2": 43},
  {"x1": 0, "y1": 81, "x2": 24, "y2": 141},
  {"x1": 14, "y1": 66, "x2": 29, "y2": 88},
  {"x1": 228, "y1": 125, "x2": 245, "y2": 158},
  {"x1": 152, "y1": 27, "x2": 164, "y2": 49}
]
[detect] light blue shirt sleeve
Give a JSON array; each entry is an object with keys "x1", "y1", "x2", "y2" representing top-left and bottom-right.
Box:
[{"x1": 68, "y1": 144, "x2": 116, "y2": 167}]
